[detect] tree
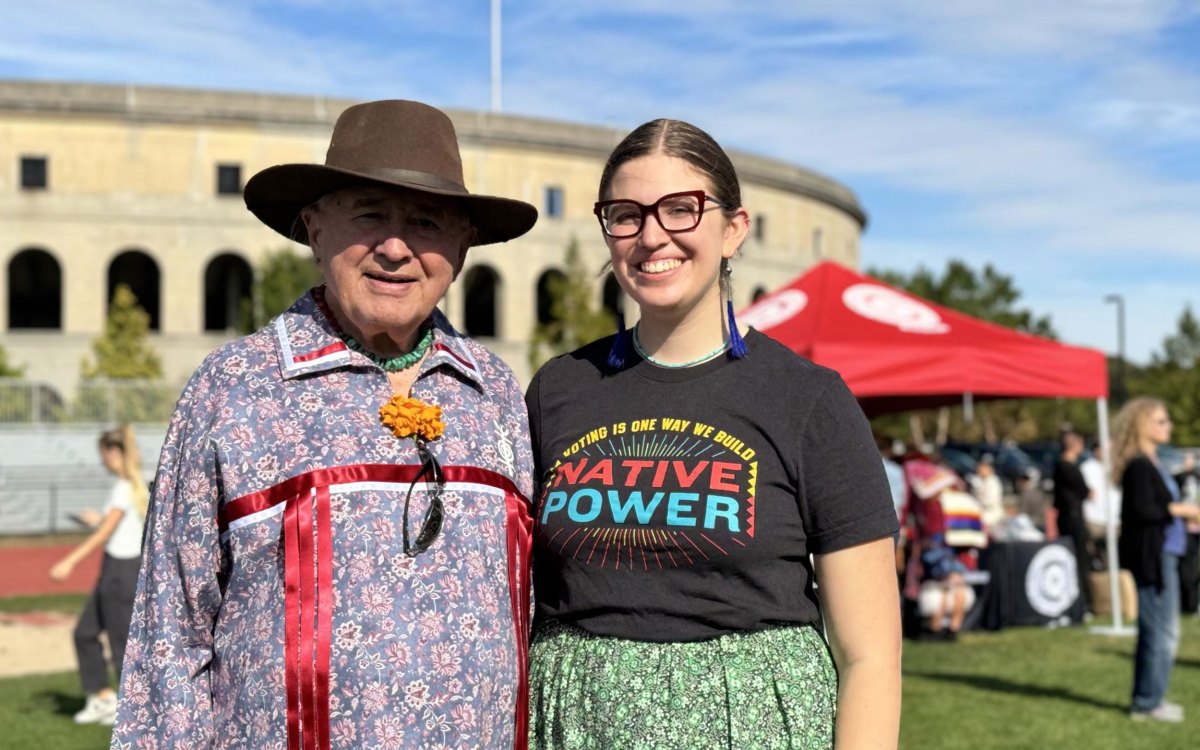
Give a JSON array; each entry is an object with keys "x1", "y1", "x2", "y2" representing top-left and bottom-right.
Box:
[
  {"x1": 1153, "y1": 305, "x2": 1200, "y2": 369},
  {"x1": 869, "y1": 259, "x2": 1056, "y2": 337},
  {"x1": 82, "y1": 284, "x2": 163, "y2": 379},
  {"x1": 1128, "y1": 306, "x2": 1200, "y2": 445},
  {"x1": 0, "y1": 346, "x2": 25, "y2": 377},
  {"x1": 78, "y1": 284, "x2": 171, "y2": 422},
  {"x1": 0, "y1": 346, "x2": 40, "y2": 423},
  {"x1": 241, "y1": 247, "x2": 323, "y2": 332},
  {"x1": 528, "y1": 239, "x2": 617, "y2": 372}
]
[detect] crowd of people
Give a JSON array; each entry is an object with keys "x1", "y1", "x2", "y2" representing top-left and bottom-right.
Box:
[{"x1": 884, "y1": 404, "x2": 1200, "y2": 722}]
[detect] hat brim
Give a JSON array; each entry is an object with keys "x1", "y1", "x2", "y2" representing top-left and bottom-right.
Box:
[{"x1": 244, "y1": 163, "x2": 538, "y2": 246}]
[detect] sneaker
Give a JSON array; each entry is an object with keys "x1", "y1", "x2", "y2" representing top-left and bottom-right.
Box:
[
  {"x1": 1130, "y1": 703, "x2": 1184, "y2": 723},
  {"x1": 73, "y1": 694, "x2": 117, "y2": 725}
]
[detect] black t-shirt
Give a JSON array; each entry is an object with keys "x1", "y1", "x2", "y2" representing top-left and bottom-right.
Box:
[{"x1": 525, "y1": 329, "x2": 898, "y2": 642}]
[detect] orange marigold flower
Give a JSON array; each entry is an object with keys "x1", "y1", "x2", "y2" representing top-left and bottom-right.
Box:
[{"x1": 379, "y1": 395, "x2": 445, "y2": 443}]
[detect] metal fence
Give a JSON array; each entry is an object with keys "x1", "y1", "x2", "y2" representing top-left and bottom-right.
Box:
[
  {"x1": 0, "y1": 378, "x2": 179, "y2": 424},
  {"x1": 0, "y1": 424, "x2": 166, "y2": 536},
  {"x1": 0, "y1": 465, "x2": 116, "y2": 535}
]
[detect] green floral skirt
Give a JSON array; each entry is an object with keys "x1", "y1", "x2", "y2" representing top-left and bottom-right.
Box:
[{"x1": 528, "y1": 620, "x2": 837, "y2": 750}]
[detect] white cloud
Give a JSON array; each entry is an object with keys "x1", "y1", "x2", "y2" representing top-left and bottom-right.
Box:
[
  {"x1": 1092, "y1": 100, "x2": 1200, "y2": 139},
  {"x1": 768, "y1": 0, "x2": 1194, "y2": 57},
  {"x1": 0, "y1": 0, "x2": 486, "y2": 100}
]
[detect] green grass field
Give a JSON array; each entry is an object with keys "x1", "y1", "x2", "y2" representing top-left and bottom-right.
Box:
[
  {"x1": 0, "y1": 672, "x2": 113, "y2": 749},
  {"x1": 1, "y1": 608, "x2": 1196, "y2": 749},
  {"x1": 901, "y1": 617, "x2": 1199, "y2": 749},
  {"x1": 0, "y1": 593, "x2": 88, "y2": 615}
]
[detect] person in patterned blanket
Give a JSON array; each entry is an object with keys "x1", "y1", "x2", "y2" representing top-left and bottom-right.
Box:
[{"x1": 110, "y1": 100, "x2": 539, "y2": 750}]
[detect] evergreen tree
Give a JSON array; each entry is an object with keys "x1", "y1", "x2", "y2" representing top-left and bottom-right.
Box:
[
  {"x1": 1154, "y1": 305, "x2": 1200, "y2": 369},
  {"x1": 1129, "y1": 307, "x2": 1200, "y2": 445},
  {"x1": 241, "y1": 247, "x2": 323, "y2": 331},
  {"x1": 82, "y1": 284, "x2": 163, "y2": 379},
  {"x1": 0, "y1": 346, "x2": 33, "y2": 421},
  {"x1": 77, "y1": 285, "x2": 170, "y2": 422},
  {"x1": 0, "y1": 346, "x2": 25, "y2": 377},
  {"x1": 528, "y1": 239, "x2": 617, "y2": 372}
]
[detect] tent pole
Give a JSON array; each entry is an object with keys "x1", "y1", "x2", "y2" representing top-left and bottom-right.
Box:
[{"x1": 1090, "y1": 396, "x2": 1134, "y2": 636}]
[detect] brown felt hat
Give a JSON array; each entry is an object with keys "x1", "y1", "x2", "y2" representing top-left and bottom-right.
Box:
[{"x1": 244, "y1": 100, "x2": 538, "y2": 246}]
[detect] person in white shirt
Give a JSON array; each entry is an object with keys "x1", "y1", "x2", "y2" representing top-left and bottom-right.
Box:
[
  {"x1": 1080, "y1": 440, "x2": 1122, "y2": 563},
  {"x1": 49, "y1": 425, "x2": 148, "y2": 726},
  {"x1": 971, "y1": 454, "x2": 1005, "y2": 536}
]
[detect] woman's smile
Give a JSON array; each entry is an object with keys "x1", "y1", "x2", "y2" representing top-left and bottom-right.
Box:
[{"x1": 636, "y1": 257, "x2": 684, "y2": 276}]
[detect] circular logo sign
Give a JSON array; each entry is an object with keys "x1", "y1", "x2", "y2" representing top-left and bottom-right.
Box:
[
  {"x1": 842, "y1": 284, "x2": 949, "y2": 334},
  {"x1": 1024, "y1": 543, "x2": 1079, "y2": 618},
  {"x1": 740, "y1": 289, "x2": 808, "y2": 331}
]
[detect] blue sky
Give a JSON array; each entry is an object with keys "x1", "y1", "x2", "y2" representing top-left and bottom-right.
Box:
[{"x1": 2, "y1": 1, "x2": 1198, "y2": 363}]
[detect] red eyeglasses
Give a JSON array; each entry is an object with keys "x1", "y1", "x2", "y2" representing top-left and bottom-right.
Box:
[{"x1": 594, "y1": 190, "x2": 727, "y2": 238}]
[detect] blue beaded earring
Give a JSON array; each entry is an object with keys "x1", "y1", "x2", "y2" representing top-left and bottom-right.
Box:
[
  {"x1": 607, "y1": 311, "x2": 628, "y2": 369},
  {"x1": 721, "y1": 259, "x2": 748, "y2": 359}
]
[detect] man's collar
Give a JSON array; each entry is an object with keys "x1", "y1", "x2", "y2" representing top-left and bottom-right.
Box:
[
  {"x1": 274, "y1": 290, "x2": 484, "y2": 389},
  {"x1": 424, "y1": 309, "x2": 485, "y2": 389}
]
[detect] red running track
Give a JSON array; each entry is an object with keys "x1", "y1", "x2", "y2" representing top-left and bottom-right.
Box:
[{"x1": 0, "y1": 544, "x2": 102, "y2": 597}]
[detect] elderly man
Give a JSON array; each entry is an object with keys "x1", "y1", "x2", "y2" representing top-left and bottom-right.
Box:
[{"x1": 111, "y1": 101, "x2": 537, "y2": 749}]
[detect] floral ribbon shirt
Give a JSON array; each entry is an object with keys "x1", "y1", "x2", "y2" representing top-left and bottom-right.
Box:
[{"x1": 111, "y1": 291, "x2": 534, "y2": 750}]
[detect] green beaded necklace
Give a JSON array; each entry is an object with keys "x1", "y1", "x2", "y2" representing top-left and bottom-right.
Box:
[
  {"x1": 342, "y1": 326, "x2": 434, "y2": 372},
  {"x1": 632, "y1": 326, "x2": 729, "y2": 369},
  {"x1": 313, "y1": 285, "x2": 434, "y2": 372}
]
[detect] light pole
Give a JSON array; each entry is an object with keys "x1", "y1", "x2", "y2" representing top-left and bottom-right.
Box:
[{"x1": 1104, "y1": 294, "x2": 1125, "y2": 403}]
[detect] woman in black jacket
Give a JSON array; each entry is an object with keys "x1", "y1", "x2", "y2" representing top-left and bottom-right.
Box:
[{"x1": 1113, "y1": 397, "x2": 1200, "y2": 722}]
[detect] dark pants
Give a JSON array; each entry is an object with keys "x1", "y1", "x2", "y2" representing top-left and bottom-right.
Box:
[
  {"x1": 1057, "y1": 513, "x2": 1092, "y2": 612},
  {"x1": 1181, "y1": 534, "x2": 1200, "y2": 615},
  {"x1": 74, "y1": 554, "x2": 141, "y2": 694}
]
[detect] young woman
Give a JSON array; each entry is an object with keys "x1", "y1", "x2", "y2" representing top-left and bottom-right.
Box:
[
  {"x1": 1113, "y1": 397, "x2": 1200, "y2": 723},
  {"x1": 49, "y1": 425, "x2": 147, "y2": 725},
  {"x1": 525, "y1": 120, "x2": 901, "y2": 749}
]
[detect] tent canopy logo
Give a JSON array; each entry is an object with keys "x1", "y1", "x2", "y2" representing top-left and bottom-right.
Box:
[
  {"x1": 842, "y1": 283, "x2": 949, "y2": 334},
  {"x1": 741, "y1": 289, "x2": 807, "y2": 331}
]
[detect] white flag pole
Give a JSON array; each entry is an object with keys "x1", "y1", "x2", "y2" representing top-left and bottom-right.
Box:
[
  {"x1": 490, "y1": 0, "x2": 502, "y2": 113},
  {"x1": 1090, "y1": 396, "x2": 1135, "y2": 637}
]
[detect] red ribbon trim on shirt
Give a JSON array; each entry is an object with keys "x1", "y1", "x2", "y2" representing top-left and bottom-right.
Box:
[
  {"x1": 283, "y1": 499, "x2": 302, "y2": 750},
  {"x1": 222, "y1": 463, "x2": 529, "y2": 750},
  {"x1": 290, "y1": 341, "x2": 348, "y2": 364},
  {"x1": 314, "y1": 485, "x2": 333, "y2": 749},
  {"x1": 505, "y1": 489, "x2": 534, "y2": 750},
  {"x1": 219, "y1": 463, "x2": 524, "y2": 531},
  {"x1": 431, "y1": 341, "x2": 477, "y2": 371}
]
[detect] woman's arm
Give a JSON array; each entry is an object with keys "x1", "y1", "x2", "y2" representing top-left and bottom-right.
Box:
[
  {"x1": 1168, "y1": 502, "x2": 1200, "y2": 519},
  {"x1": 49, "y1": 507, "x2": 125, "y2": 581},
  {"x1": 814, "y1": 536, "x2": 902, "y2": 750}
]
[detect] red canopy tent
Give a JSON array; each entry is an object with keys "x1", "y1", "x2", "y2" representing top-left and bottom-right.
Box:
[
  {"x1": 739, "y1": 260, "x2": 1108, "y2": 417},
  {"x1": 741, "y1": 261, "x2": 1129, "y2": 633}
]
